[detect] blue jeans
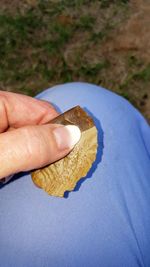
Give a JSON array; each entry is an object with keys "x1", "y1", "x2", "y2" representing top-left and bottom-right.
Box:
[{"x1": 0, "y1": 83, "x2": 150, "y2": 267}]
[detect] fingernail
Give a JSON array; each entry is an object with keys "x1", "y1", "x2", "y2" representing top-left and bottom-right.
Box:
[{"x1": 53, "y1": 125, "x2": 81, "y2": 150}]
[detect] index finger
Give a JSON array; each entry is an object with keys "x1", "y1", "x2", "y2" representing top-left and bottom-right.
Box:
[{"x1": 0, "y1": 91, "x2": 58, "y2": 133}]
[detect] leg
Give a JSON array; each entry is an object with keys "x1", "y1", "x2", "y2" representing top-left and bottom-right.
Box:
[{"x1": 0, "y1": 82, "x2": 150, "y2": 267}]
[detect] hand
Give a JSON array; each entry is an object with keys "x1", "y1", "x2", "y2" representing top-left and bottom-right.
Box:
[{"x1": 0, "y1": 91, "x2": 81, "y2": 180}]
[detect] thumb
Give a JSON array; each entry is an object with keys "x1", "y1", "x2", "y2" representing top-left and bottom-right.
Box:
[{"x1": 0, "y1": 124, "x2": 81, "y2": 179}]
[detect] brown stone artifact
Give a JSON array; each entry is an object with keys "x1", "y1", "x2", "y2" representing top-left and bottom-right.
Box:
[{"x1": 31, "y1": 106, "x2": 98, "y2": 197}]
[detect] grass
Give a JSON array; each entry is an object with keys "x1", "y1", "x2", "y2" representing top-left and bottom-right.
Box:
[
  {"x1": 100, "y1": 0, "x2": 129, "y2": 8},
  {"x1": 119, "y1": 64, "x2": 150, "y2": 89},
  {"x1": 78, "y1": 15, "x2": 96, "y2": 30},
  {"x1": 79, "y1": 61, "x2": 110, "y2": 76},
  {"x1": 132, "y1": 65, "x2": 150, "y2": 82},
  {"x1": 0, "y1": 0, "x2": 149, "y2": 121},
  {"x1": 0, "y1": 4, "x2": 107, "y2": 88}
]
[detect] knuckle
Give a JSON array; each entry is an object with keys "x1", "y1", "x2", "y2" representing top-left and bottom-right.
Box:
[
  {"x1": 20, "y1": 125, "x2": 56, "y2": 169},
  {"x1": 21, "y1": 126, "x2": 50, "y2": 167},
  {"x1": 21, "y1": 127, "x2": 38, "y2": 158}
]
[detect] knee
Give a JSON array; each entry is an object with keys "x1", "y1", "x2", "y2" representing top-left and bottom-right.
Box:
[{"x1": 37, "y1": 82, "x2": 142, "y2": 129}]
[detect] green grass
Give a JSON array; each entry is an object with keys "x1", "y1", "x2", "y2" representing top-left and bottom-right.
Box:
[
  {"x1": 132, "y1": 65, "x2": 150, "y2": 82},
  {"x1": 78, "y1": 15, "x2": 96, "y2": 30},
  {"x1": 42, "y1": 24, "x2": 73, "y2": 54},
  {"x1": 0, "y1": 0, "x2": 149, "y2": 121},
  {"x1": 0, "y1": 6, "x2": 97, "y2": 86},
  {"x1": 100, "y1": 0, "x2": 129, "y2": 8},
  {"x1": 90, "y1": 31, "x2": 106, "y2": 42},
  {"x1": 38, "y1": 0, "x2": 97, "y2": 15},
  {"x1": 119, "y1": 64, "x2": 150, "y2": 90},
  {"x1": 79, "y1": 61, "x2": 110, "y2": 76},
  {"x1": 0, "y1": 11, "x2": 42, "y2": 45}
]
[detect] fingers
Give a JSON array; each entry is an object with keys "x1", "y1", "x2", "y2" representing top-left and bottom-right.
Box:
[
  {"x1": 0, "y1": 124, "x2": 81, "y2": 179},
  {"x1": 0, "y1": 91, "x2": 58, "y2": 133}
]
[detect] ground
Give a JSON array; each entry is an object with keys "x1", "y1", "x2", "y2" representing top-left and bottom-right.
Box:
[{"x1": 0, "y1": 0, "x2": 149, "y2": 122}]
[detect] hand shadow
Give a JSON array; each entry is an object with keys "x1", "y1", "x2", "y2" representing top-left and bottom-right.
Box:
[
  {"x1": 0, "y1": 172, "x2": 29, "y2": 189},
  {"x1": 64, "y1": 107, "x2": 104, "y2": 198}
]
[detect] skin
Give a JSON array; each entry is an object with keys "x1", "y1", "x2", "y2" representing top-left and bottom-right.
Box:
[{"x1": 0, "y1": 91, "x2": 79, "y2": 180}]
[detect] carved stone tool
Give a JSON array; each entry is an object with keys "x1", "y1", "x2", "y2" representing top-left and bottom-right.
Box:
[{"x1": 31, "y1": 106, "x2": 98, "y2": 197}]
